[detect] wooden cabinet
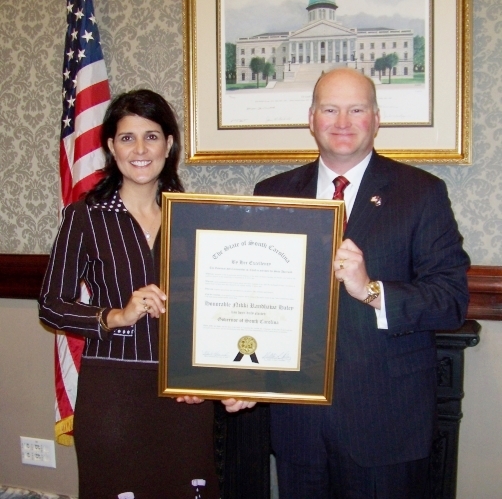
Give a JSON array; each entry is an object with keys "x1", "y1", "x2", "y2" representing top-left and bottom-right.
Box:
[{"x1": 432, "y1": 320, "x2": 481, "y2": 499}]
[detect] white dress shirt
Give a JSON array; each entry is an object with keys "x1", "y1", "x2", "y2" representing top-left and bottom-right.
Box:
[{"x1": 316, "y1": 153, "x2": 388, "y2": 329}]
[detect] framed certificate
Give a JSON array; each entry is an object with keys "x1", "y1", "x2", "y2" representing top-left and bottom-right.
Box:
[{"x1": 158, "y1": 193, "x2": 344, "y2": 404}]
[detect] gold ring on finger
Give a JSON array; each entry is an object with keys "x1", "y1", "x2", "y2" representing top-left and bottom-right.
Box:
[{"x1": 339, "y1": 259, "x2": 345, "y2": 270}]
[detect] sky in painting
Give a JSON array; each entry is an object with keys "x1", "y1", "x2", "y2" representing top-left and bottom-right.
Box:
[{"x1": 224, "y1": 0, "x2": 426, "y2": 43}]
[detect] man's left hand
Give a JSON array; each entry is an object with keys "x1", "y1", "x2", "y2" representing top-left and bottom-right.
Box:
[
  {"x1": 221, "y1": 398, "x2": 257, "y2": 413},
  {"x1": 334, "y1": 238, "x2": 371, "y2": 302}
]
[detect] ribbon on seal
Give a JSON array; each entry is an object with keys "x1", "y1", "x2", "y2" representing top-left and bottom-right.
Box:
[{"x1": 233, "y1": 335, "x2": 259, "y2": 363}]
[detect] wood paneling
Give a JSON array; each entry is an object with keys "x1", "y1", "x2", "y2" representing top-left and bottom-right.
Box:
[
  {"x1": 1, "y1": 255, "x2": 501, "y2": 321},
  {"x1": 0, "y1": 254, "x2": 49, "y2": 300},
  {"x1": 466, "y1": 266, "x2": 502, "y2": 321}
]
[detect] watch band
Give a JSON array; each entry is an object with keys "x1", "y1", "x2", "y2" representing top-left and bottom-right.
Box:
[{"x1": 363, "y1": 281, "x2": 380, "y2": 304}]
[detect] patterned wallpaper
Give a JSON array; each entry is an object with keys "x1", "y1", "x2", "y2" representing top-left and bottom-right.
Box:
[{"x1": 0, "y1": 0, "x2": 501, "y2": 265}]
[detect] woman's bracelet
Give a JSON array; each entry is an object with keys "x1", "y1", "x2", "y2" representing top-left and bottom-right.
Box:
[{"x1": 96, "y1": 307, "x2": 112, "y2": 333}]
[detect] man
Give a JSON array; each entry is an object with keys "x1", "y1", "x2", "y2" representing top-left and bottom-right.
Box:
[{"x1": 225, "y1": 68, "x2": 470, "y2": 498}]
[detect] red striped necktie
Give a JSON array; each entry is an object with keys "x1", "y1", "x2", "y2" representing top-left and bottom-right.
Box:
[{"x1": 333, "y1": 176, "x2": 350, "y2": 231}]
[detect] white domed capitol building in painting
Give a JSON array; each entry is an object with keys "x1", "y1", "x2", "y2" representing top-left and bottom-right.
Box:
[{"x1": 234, "y1": 0, "x2": 415, "y2": 84}]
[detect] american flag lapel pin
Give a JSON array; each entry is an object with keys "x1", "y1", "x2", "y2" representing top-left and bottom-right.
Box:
[{"x1": 370, "y1": 195, "x2": 382, "y2": 206}]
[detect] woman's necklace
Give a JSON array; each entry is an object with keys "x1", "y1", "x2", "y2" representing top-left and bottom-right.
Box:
[
  {"x1": 133, "y1": 208, "x2": 160, "y2": 243},
  {"x1": 120, "y1": 191, "x2": 160, "y2": 243},
  {"x1": 140, "y1": 218, "x2": 158, "y2": 241}
]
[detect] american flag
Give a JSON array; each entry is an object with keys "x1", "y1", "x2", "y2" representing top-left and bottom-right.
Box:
[{"x1": 55, "y1": 0, "x2": 110, "y2": 445}]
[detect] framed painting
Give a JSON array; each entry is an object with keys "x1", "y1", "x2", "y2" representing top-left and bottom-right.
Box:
[
  {"x1": 183, "y1": 0, "x2": 471, "y2": 164},
  {"x1": 220, "y1": 0, "x2": 430, "y2": 129}
]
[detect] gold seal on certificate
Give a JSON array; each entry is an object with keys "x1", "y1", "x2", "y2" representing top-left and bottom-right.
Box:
[
  {"x1": 238, "y1": 336, "x2": 257, "y2": 355},
  {"x1": 234, "y1": 335, "x2": 259, "y2": 364}
]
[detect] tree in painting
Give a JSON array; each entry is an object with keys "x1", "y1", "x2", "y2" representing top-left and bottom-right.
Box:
[
  {"x1": 262, "y1": 61, "x2": 275, "y2": 85},
  {"x1": 249, "y1": 57, "x2": 265, "y2": 87}
]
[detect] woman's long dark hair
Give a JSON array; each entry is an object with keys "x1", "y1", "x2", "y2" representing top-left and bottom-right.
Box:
[{"x1": 85, "y1": 89, "x2": 184, "y2": 206}]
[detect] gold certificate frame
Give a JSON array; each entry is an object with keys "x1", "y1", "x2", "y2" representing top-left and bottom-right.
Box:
[
  {"x1": 183, "y1": 0, "x2": 471, "y2": 164},
  {"x1": 158, "y1": 193, "x2": 344, "y2": 404}
]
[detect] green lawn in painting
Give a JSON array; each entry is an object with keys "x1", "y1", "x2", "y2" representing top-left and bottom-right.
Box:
[
  {"x1": 376, "y1": 72, "x2": 425, "y2": 85},
  {"x1": 226, "y1": 82, "x2": 269, "y2": 90}
]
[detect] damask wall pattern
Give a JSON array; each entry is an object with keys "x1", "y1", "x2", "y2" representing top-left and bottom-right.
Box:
[{"x1": 0, "y1": 0, "x2": 501, "y2": 265}]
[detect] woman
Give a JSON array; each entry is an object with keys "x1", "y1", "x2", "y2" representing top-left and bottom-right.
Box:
[{"x1": 39, "y1": 90, "x2": 219, "y2": 499}]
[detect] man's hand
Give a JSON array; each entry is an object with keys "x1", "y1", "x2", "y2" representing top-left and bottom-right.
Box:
[
  {"x1": 221, "y1": 398, "x2": 257, "y2": 413},
  {"x1": 334, "y1": 238, "x2": 380, "y2": 308}
]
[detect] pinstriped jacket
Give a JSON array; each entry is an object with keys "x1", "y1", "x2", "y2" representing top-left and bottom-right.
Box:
[
  {"x1": 254, "y1": 151, "x2": 470, "y2": 468},
  {"x1": 39, "y1": 191, "x2": 160, "y2": 368}
]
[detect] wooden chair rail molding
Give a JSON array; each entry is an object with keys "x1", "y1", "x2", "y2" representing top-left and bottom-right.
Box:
[{"x1": 0, "y1": 255, "x2": 501, "y2": 321}]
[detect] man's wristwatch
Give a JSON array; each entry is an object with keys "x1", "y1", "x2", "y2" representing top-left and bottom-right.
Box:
[{"x1": 363, "y1": 280, "x2": 380, "y2": 304}]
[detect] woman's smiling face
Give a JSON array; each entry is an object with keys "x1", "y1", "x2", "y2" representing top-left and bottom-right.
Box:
[{"x1": 107, "y1": 114, "x2": 173, "y2": 188}]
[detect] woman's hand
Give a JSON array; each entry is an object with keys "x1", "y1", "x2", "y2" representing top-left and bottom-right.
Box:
[
  {"x1": 221, "y1": 398, "x2": 257, "y2": 413},
  {"x1": 176, "y1": 396, "x2": 205, "y2": 404},
  {"x1": 106, "y1": 284, "x2": 167, "y2": 328}
]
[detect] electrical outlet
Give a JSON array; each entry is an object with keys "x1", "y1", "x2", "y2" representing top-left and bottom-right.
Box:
[{"x1": 20, "y1": 436, "x2": 56, "y2": 468}]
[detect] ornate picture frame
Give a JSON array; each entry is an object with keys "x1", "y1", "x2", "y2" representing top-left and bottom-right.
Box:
[{"x1": 183, "y1": 0, "x2": 471, "y2": 164}]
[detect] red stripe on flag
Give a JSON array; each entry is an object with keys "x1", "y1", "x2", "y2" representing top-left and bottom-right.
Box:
[
  {"x1": 75, "y1": 80, "x2": 111, "y2": 116},
  {"x1": 54, "y1": 333, "x2": 85, "y2": 441},
  {"x1": 71, "y1": 171, "x2": 103, "y2": 203},
  {"x1": 59, "y1": 143, "x2": 73, "y2": 207},
  {"x1": 67, "y1": 333, "x2": 85, "y2": 371},
  {"x1": 54, "y1": 341, "x2": 75, "y2": 421},
  {"x1": 74, "y1": 125, "x2": 102, "y2": 164}
]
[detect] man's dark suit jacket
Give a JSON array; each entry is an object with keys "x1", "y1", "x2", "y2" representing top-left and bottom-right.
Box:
[{"x1": 254, "y1": 151, "x2": 470, "y2": 468}]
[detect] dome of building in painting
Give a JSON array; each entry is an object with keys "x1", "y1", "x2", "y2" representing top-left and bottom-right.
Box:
[{"x1": 308, "y1": 0, "x2": 337, "y2": 7}]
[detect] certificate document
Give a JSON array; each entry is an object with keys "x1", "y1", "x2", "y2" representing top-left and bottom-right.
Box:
[{"x1": 193, "y1": 229, "x2": 307, "y2": 370}]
